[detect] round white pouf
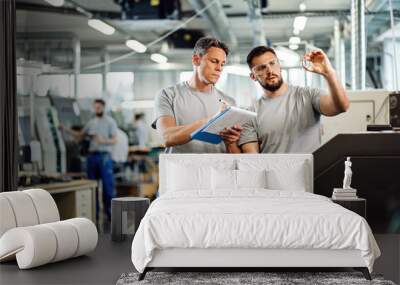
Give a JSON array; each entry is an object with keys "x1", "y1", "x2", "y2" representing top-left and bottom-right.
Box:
[
  {"x1": 24, "y1": 189, "x2": 60, "y2": 223},
  {"x1": 65, "y1": 218, "x2": 98, "y2": 257},
  {"x1": 1, "y1": 192, "x2": 39, "y2": 227},
  {"x1": 0, "y1": 226, "x2": 57, "y2": 269},
  {"x1": 0, "y1": 196, "x2": 17, "y2": 237},
  {"x1": 42, "y1": 221, "x2": 79, "y2": 262}
]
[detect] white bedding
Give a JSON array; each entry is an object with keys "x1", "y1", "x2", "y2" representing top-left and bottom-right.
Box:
[{"x1": 131, "y1": 190, "x2": 380, "y2": 273}]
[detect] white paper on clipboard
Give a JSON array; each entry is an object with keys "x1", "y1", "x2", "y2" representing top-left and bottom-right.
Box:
[{"x1": 203, "y1": 106, "x2": 257, "y2": 134}]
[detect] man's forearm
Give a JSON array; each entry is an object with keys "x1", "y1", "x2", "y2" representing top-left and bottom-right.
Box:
[
  {"x1": 324, "y1": 70, "x2": 349, "y2": 113},
  {"x1": 161, "y1": 117, "x2": 209, "y2": 147},
  {"x1": 64, "y1": 128, "x2": 84, "y2": 141},
  {"x1": 104, "y1": 136, "x2": 117, "y2": 145},
  {"x1": 225, "y1": 143, "x2": 241, "y2": 153}
]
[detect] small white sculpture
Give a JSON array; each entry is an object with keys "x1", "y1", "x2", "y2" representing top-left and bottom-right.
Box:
[{"x1": 342, "y1": 157, "x2": 353, "y2": 189}]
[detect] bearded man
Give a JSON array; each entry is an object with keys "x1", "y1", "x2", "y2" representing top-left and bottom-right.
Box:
[{"x1": 238, "y1": 46, "x2": 350, "y2": 153}]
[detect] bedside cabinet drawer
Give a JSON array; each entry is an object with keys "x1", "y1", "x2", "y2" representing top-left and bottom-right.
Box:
[{"x1": 332, "y1": 198, "x2": 366, "y2": 219}]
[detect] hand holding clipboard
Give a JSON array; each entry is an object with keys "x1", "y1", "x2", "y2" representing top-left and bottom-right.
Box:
[{"x1": 191, "y1": 105, "x2": 256, "y2": 144}]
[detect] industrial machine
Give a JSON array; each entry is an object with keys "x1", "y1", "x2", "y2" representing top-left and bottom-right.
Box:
[
  {"x1": 390, "y1": 91, "x2": 400, "y2": 129},
  {"x1": 316, "y1": 90, "x2": 399, "y2": 234},
  {"x1": 314, "y1": 133, "x2": 400, "y2": 234},
  {"x1": 114, "y1": 0, "x2": 181, "y2": 20},
  {"x1": 34, "y1": 96, "x2": 66, "y2": 174},
  {"x1": 50, "y1": 95, "x2": 84, "y2": 172},
  {"x1": 321, "y1": 90, "x2": 390, "y2": 144}
]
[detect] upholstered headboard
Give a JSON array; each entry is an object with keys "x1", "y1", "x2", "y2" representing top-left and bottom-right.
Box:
[{"x1": 159, "y1": 154, "x2": 313, "y2": 196}]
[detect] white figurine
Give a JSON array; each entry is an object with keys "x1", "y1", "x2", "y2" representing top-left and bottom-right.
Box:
[{"x1": 342, "y1": 157, "x2": 353, "y2": 189}]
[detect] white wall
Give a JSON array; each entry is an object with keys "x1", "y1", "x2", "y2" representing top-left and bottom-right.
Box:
[
  {"x1": 133, "y1": 71, "x2": 179, "y2": 100},
  {"x1": 220, "y1": 74, "x2": 259, "y2": 108}
]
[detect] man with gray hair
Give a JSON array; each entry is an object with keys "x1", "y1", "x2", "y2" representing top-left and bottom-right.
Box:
[{"x1": 152, "y1": 37, "x2": 242, "y2": 153}]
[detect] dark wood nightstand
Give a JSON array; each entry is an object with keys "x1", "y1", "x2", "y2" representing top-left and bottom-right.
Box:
[{"x1": 331, "y1": 198, "x2": 366, "y2": 219}]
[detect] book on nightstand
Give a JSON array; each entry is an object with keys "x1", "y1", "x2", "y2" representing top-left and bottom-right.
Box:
[{"x1": 332, "y1": 188, "x2": 358, "y2": 200}]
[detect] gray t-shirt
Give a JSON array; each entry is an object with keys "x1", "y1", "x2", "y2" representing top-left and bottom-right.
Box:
[
  {"x1": 239, "y1": 85, "x2": 324, "y2": 153},
  {"x1": 83, "y1": 115, "x2": 118, "y2": 153},
  {"x1": 152, "y1": 81, "x2": 236, "y2": 153}
]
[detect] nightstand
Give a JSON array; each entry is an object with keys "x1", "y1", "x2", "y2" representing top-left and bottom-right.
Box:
[
  {"x1": 111, "y1": 197, "x2": 150, "y2": 242},
  {"x1": 331, "y1": 198, "x2": 366, "y2": 219}
]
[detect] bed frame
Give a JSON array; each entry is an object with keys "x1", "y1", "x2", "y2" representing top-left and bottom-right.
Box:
[
  {"x1": 138, "y1": 154, "x2": 371, "y2": 281},
  {"x1": 140, "y1": 248, "x2": 370, "y2": 280}
]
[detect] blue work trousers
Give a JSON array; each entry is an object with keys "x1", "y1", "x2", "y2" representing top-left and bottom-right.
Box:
[{"x1": 87, "y1": 152, "x2": 115, "y2": 220}]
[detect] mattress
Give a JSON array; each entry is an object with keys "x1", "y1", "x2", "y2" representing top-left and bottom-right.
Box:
[{"x1": 131, "y1": 189, "x2": 380, "y2": 273}]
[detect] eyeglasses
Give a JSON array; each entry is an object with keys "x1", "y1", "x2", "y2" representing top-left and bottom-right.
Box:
[{"x1": 251, "y1": 59, "x2": 280, "y2": 75}]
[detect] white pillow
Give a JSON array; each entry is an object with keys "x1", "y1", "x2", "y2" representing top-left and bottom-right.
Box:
[
  {"x1": 238, "y1": 158, "x2": 309, "y2": 192},
  {"x1": 265, "y1": 164, "x2": 306, "y2": 191},
  {"x1": 211, "y1": 169, "x2": 268, "y2": 190},
  {"x1": 167, "y1": 162, "x2": 211, "y2": 191},
  {"x1": 236, "y1": 169, "x2": 267, "y2": 189},
  {"x1": 211, "y1": 168, "x2": 236, "y2": 190}
]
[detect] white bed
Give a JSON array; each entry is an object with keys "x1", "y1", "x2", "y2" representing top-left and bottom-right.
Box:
[{"x1": 131, "y1": 154, "x2": 380, "y2": 280}]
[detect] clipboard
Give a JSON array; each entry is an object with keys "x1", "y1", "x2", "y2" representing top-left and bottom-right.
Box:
[{"x1": 191, "y1": 106, "x2": 257, "y2": 144}]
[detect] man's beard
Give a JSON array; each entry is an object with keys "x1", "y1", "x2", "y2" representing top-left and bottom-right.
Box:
[
  {"x1": 259, "y1": 76, "x2": 283, "y2": 92},
  {"x1": 203, "y1": 76, "x2": 217, "y2": 86},
  {"x1": 95, "y1": 112, "x2": 103, "y2": 117}
]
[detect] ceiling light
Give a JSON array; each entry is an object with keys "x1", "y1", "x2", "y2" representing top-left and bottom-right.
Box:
[
  {"x1": 293, "y1": 16, "x2": 307, "y2": 31},
  {"x1": 299, "y1": 2, "x2": 306, "y2": 12},
  {"x1": 44, "y1": 0, "x2": 64, "y2": 6},
  {"x1": 289, "y1": 44, "x2": 299, "y2": 50},
  {"x1": 160, "y1": 42, "x2": 169, "y2": 53},
  {"x1": 88, "y1": 19, "x2": 115, "y2": 35},
  {"x1": 125, "y1": 40, "x2": 147, "y2": 53},
  {"x1": 289, "y1": 36, "x2": 301, "y2": 45},
  {"x1": 150, "y1": 53, "x2": 168, "y2": 64}
]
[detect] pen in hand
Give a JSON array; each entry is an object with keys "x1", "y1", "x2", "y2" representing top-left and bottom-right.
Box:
[
  {"x1": 208, "y1": 99, "x2": 229, "y2": 123},
  {"x1": 218, "y1": 98, "x2": 229, "y2": 113}
]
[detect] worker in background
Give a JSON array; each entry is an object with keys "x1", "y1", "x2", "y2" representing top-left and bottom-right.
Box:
[
  {"x1": 237, "y1": 46, "x2": 349, "y2": 153},
  {"x1": 60, "y1": 98, "x2": 117, "y2": 221},
  {"x1": 152, "y1": 37, "x2": 242, "y2": 153},
  {"x1": 134, "y1": 113, "x2": 149, "y2": 148}
]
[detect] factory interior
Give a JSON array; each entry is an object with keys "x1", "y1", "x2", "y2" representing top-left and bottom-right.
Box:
[{"x1": 0, "y1": 0, "x2": 400, "y2": 284}]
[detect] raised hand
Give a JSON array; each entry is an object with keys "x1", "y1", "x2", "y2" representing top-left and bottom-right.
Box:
[{"x1": 302, "y1": 50, "x2": 335, "y2": 77}]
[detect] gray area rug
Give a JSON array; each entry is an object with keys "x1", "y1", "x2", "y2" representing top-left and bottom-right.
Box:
[{"x1": 117, "y1": 271, "x2": 396, "y2": 285}]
